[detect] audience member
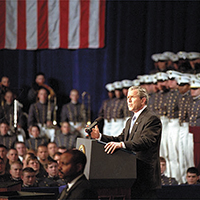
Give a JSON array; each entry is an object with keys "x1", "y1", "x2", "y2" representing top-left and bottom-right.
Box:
[
  {"x1": 53, "y1": 152, "x2": 62, "y2": 164},
  {"x1": 39, "y1": 157, "x2": 65, "y2": 187},
  {"x1": 21, "y1": 167, "x2": 38, "y2": 188},
  {"x1": 37, "y1": 144, "x2": 49, "y2": 168},
  {"x1": 160, "y1": 157, "x2": 178, "y2": 185},
  {"x1": 47, "y1": 142, "x2": 58, "y2": 159},
  {"x1": 0, "y1": 121, "x2": 17, "y2": 149},
  {"x1": 7, "y1": 148, "x2": 19, "y2": 165},
  {"x1": 57, "y1": 146, "x2": 67, "y2": 154},
  {"x1": 184, "y1": 167, "x2": 200, "y2": 185},
  {"x1": 15, "y1": 141, "x2": 27, "y2": 162},
  {"x1": 54, "y1": 122, "x2": 80, "y2": 150},
  {"x1": 57, "y1": 149, "x2": 98, "y2": 200},
  {"x1": 25, "y1": 125, "x2": 49, "y2": 150},
  {"x1": 0, "y1": 157, "x2": 10, "y2": 182},
  {"x1": 9, "y1": 160, "x2": 23, "y2": 183}
]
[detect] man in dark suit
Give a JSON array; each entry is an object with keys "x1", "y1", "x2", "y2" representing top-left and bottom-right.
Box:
[
  {"x1": 57, "y1": 149, "x2": 98, "y2": 200},
  {"x1": 90, "y1": 86, "x2": 162, "y2": 199}
]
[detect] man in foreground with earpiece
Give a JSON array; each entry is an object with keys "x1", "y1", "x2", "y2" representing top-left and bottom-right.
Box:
[{"x1": 90, "y1": 86, "x2": 162, "y2": 199}]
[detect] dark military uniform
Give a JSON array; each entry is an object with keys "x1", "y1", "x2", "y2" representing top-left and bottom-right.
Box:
[
  {"x1": 38, "y1": 175, "x2": 65, "y2": 187},
  {"x1": 0, "y1": 134, "x2": 17, "y2": 149},
  {"x1": 60, "y1": 102, "x2": 84, "y2": 124},
  {"x1": 161, "y1": 174, "x2": 178, "y2": 185},
  {"x1": 148, "y1": 92, "x2": 156, "y2": 113},
  {"x1": 54, "y1": 130, "x2": 80, "y2": 150},
  {"x1": 0, "y1": 173, "x2": 11, "y2": 182},
  {"x1": 188, "y1": 95, "x2": 200, "y2": 173},
  {"x1": 28, "y1": 101, "x2": 54, "y2": 127},
  {"x1": 25, "y1": 137, "x2": 49, "y2": 150}
]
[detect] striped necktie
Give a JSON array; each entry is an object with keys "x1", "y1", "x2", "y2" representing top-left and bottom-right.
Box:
[{"x1": 129, "y1": 116, "x2": 136, "y2": 134}]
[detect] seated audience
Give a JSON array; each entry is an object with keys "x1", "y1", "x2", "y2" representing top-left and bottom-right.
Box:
[
  {"x1": 160, "y1": 157, "x2": 178, "y2": 185},
  {"x1": 7, "y1": 148, "x2": 19, "y2": 166},
  {"x1": 21, "y1": 167, "x2": 38, "y2": 188},
  {"x1": 15, "y1": 141, "x2": 27, "y2": 162},
  {"x1": 0, "y1": 121, "x2": 17, "y2": 149},
  {"x1": 57, "y1": 146, "x2": 67, "y2": 154},
  {"x1": 39, "y1": 157, "x2": 65, "y2": 187},
  {"x1": 25, "y1": 125, "x2": 49, "y2": 150},
  {"x1": 0, "y1": 144, "x2": 9, "y2": 172},
  {"x1": 9, "y1": 160, "x2": 23, "y2": 183},
  {"x1": 37, "y1": 144, "x2": 49, "y2": 168},
  {"x1": 184, "y1": 167, "x2": 200, "y2": 185},
  {"x1": 47, "y1": 142, "x2": 58, "y2": 159},
  {"x1": 54, "y1": 121, "x2": 80, "y2": 150}
]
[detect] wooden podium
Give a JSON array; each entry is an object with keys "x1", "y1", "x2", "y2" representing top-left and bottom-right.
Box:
[{"x1": 76, "y1": 138, "x2": 137, "y2": 200}]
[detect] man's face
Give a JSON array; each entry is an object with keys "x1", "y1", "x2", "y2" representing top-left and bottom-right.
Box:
[
  {"x1": 61, "y1": 122, "x2": 70, "y2": 134},
  {"x1": 30, "y1": 127, "x2": 40, "y2": 138},
  {"x1": 48, "y1": 143, "x2": 58, "y2": 157},
  {"x1": 37, "y1": 147, "x2": 48, "y2": 161},
  {"x1": 47, "y1": 162, "x2": 58, "y2": 177},
  {"x1": 16, "y1": 144, "x2": 27, "y2": 157},
  {"x1": 186, "y1": 172, "x2": 199, "y2": 185},
  {"x1": 1, "y1": 77, "x2": 10, "y2": 87},
  {"x1": 0, "y1": 147, "x2": 7, "y2": 159},
  {"x1": 4, "y1": 91, "x2": 13, "y2": 105},
  {"x1": 157, "y1": 80, "x2": 168, "y2": 91},
  {"x1": 27, "y1": 159, "x2": 40, "y2": 172},
  {"x1": 70, "y1": 90, "x2": 79, "y2": 103},
  {"x1": 37, "y1": 89, "x2": 48, "y2": 103},
  {"x1": 10, "y1": 163, "x2": 22, "y2": 179},
  {"x1": 22, "y1": 172, "x2": 36, "y2": 186},
  {"x1": 35, "y1": 75, "x2": 45, "y2": 85},
  {"x1": 54, "y1": 155, "x2": 61, "y2": 164},
  {"x1": 178, "y1": 84, "x2": 190, "y2": 94},
  {"x1": 58, "y1": 153, "x2": 79, "y2": 181},
  {"x1": 157, "y1": 61, "x2": 167, "y2": 71},
  {"x1": 160, "y1": 161, "x2": 166, "y2": 174},
  {"x1": 114, "y1": 90, "x2": 122, "y2": 98},
  {"x1": 0, "y1": 123, "x2": 9, "y2": 136},
  {"x1": 190, "y1": 88, "x2": 200, "y2": 97},
  {"x1": 7, "y1": 150, "x2": 18, "y2": 163},
  {"x1": 168, "y1": 79, "x2": 178, "y2": 89},
  {"x1": 127, "y1": 89, "x2": 146, "y2": 113}
]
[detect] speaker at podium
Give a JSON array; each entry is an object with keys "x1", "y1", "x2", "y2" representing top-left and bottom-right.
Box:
[{"x1": 76, "y1": 138, "x2": 137, "y2": 189}]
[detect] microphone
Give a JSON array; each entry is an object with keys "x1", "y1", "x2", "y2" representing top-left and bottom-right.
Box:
[{"x1": 85, "y1": 117, "x2": 103, "y2": 134}]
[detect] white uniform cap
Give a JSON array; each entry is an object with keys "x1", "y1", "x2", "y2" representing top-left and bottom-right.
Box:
[
  {"x1": 169, "y1": 54, "x2": 179, "y2": 62},
  {"x1": 113, "y1": 81, "x2": 123, "y2": 90},
  {"x1": 187, "y1": 52, "x2": 200, "y2": 60},
  {"x1": 190, "y1": 77, "x2": 200, "y2": 88},
  {"x1": 158, "y1": 53, "x2": 168, "y2": 61},
  {"x1": 137, "y1": 75, "x2": 145, "y2": 83},
  {"x1": 151, "y1": 53, "x2": 161, "y2": 62},
  {"x1": 176, "y1": 75, "x2": 190, "y2": 85},
  {"x1": 121, "y1": 79, "x2": 133, "y2": 88},
  {"x1": 163, "y1": 51, "x2": 175, "y2": 59},
  {"x1": 143, "y1": 75, "x2": 153, "y2": 84},
  {"x1": 105, "y1": 83, "x2": 115, "y2": 92},
  {"x1": 132, "y1": 79, "x2": 140, "y2": 86},
  {"x1": 152, "y1": 74, "x2": 157, "y2": 84},
  {"x1": 167, "y1": 70, "x2": 182, "y2": 79},
  {"x1": 156, "y1": 72, "x2": 168, "y2": 81},
  {"x1": 177, "y1": 51, "x2": 188, "y2": 60}
]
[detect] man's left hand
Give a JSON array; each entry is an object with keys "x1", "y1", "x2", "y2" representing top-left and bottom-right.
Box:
[{"x1": 104, "y1": 142, "x2": 122, "y2": 154}]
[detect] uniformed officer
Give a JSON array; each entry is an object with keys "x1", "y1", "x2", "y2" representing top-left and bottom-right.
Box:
[
  {"x1": 0, "y1": 121, "x2": 17, "y2": 149},
  {"x1": 166, "y1": 70, "x2": 183, "y2": 183},
  {"x1": 154, "y1": 72, "x2": 170, "y2": 176},
  {"x1": 54, "y1": 121, "x2": 80, "y2": 150},
  {"x1": 109, "y1": 81, "x2": 126, "y2": 136},
  {"x1": 98, "y1": 83, "x2": 115, "y2": 135},
  {"x1": 160, "y1": 157, "x2": 178, "y2": 185},
  {"x1": 60, "y1": 89, "x2": 86, "y2": 138},
  {"x1": 187, "y1": 52, "x2": 200, "y2": 70},
  {"x1": 177, "y1": 74, "x2": 194, "y2": 183},
  {"x1": 157, "y1": 53, "x2": 168, "y2": 72},
  {"x1": 188, "y1": 77, "x2": 200, "y2": 173}
]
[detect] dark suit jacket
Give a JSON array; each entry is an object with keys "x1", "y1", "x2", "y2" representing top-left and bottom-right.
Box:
[
  {"x1": 101, "y1": 107, "x2": 162, "y2": 193},
  {"x1": 57, "y1": 175, "x2": 98, "y2": 200}
]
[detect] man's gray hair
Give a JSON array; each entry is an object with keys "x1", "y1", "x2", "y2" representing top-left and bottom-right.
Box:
[{"x1": 128, "y1": 86, "x2": 149, "y2": 105}]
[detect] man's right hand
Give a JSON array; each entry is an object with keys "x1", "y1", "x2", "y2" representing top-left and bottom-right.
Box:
[{"x1": 89, "y1": 125, "x2": 100, "y2": 139}]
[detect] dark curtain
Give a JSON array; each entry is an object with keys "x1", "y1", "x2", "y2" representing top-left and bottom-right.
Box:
[{"x1": 1, "y1": 0, "x2": 200, "y2": 121}]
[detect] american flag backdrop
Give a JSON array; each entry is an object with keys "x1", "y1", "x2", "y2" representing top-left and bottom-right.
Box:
[{"x1": 0, "y1": 0, "x2": 106, "y2": 50}]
